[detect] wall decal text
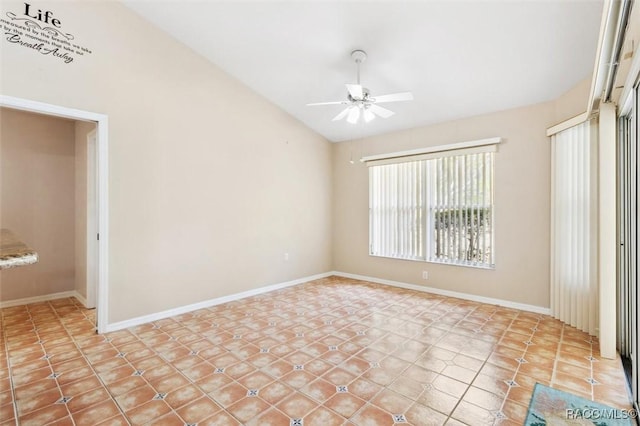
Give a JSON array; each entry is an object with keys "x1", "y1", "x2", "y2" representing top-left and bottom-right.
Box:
[{"x1": 1, "y1": 3, "x2": 93, "y2": 64}]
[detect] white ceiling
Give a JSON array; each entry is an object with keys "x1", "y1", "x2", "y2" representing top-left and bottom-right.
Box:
[{"x1": 123, "y1": 0, "x2": 603, "y2": 142}]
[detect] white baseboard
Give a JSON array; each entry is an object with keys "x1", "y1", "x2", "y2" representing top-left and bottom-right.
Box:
[
  {"x1": 2, "y1": 272, "x2": 550, "y2": 330},
  {"x1": 104, "y1": 272, "x2": 333, "y2": 333},
  {"x1": 73, "y1": 291, "x2": 88, "y2": 308},
  {"x1": 0, "y1": 290, "x2": 79, "y2": 309},
  {"x1": 331, "y1": 271, "x2": 551, "y2": 315}
]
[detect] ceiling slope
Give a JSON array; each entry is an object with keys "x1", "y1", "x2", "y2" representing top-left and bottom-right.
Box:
[{"x1": 123, "y1": 1, "x2": 603, "y2": 142}]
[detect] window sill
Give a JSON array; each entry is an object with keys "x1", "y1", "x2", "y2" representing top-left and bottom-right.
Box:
[
  {"x1": 369, "y1": 253, "x2": 495, "y2": 270},
  {"x1": 426, "y1": 259, "x2": 495, "y2": 270}
]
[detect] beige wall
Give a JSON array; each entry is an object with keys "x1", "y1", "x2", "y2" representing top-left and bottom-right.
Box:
[
  {"x1": 332, "y1": 102, "x2": 557, "y2": 308},
  {"x1": 553, "y1": 77, "x2": 591, "y2": 122},
  {"x1": 0, "y1": 0, "x2": 592, "y2": 320},
  {"x1": 0, "y1": 108, "x2": 76, "y2": 301},
  {"x1": 331, "y1": 71, "x2": 592, "y2": 310},
  {"x1": 0, "y1": 1, "x2": 332, "y2": 322}
]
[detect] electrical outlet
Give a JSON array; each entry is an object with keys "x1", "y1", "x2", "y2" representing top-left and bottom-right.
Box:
[
  {"x1": 284, "y1": 253, "x2": 289, "y2": 261},
  {"x1": 422, "y1": 271, "x2": 428, "y2": 280}
]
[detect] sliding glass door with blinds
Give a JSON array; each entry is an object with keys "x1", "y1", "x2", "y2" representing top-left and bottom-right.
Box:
[
  {"x1": 368, "y1": 144, "x2": 496, "y2": 269},
  {"x1": 618, "y1": 83, "x2": 639, "y2": 411},
  {"x1": 550, "y1": 120, "x2": 598, "y2": 336}
]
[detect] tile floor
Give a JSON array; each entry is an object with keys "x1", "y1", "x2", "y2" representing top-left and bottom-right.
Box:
[{"x1": 0, "y1": 276, "x2": 633, "y2": 425}]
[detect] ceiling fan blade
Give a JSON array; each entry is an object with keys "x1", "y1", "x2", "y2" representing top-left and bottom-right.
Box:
[
  {"x1": 346, "y1": 84, "x2": 364, "y2": 100},
  {"x1": 363, "y1": 109, "x2": 376, "y2": 123},
  {"x1": 369, "y1": 104, "x2": 395, "y2": 118},
  {"x1": 332, "y1": 107, "x2": 351, "y2": 121},
  {"x1": 307, "y1": 101, "x2": 347, "y2": 106},
  {"x1": 372, "y1": 92, "x2": 414, "y2": 103},
  {"x1": 347, "y1": 107, "x2": 361, "y2": 124}
]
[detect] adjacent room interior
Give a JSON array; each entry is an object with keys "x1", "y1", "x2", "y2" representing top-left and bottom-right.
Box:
[{"x1": 0, "y1": 0, "x2": 638, "y2": 425}]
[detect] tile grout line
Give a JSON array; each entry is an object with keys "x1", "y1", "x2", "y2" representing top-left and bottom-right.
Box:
[
  {"x1": 131, "y1": 321, "x2": 200, "y2": 422},
  {"x1": 488, "y1": 310, "x2": 528, "y2": 425},
  {"x1": 447, "y1": 303, "x2": 525, "y2": 425},
  {"x1": 346, "y1": 291, "x2": 456, "y2": 423},
  {"x1": 0, "y1": 306, "x2": 20, "y2": 426},
  {"x1": 345, "y1": 294, "x2": 516, "y2": 424},
  {"x1": 50, "y1": 299, "x2": 119, "y2": 425},
  {"x1": 428, "y1": 298, "x2": 514, "y2": 423},
  {"x1": 46, "y1": 297, "x2": 131, "y2": 426},
  {"x1": 40, "y1": 301, "x2": 76, "y2": 426},
  {"x1": 8, "y1": 304, "x2": 59, "y2": 425},
  {"x1": 495, "y1": 315, "x2": 541, "y2": 425},
  {"x1": 131, "y1": 302, "x2": 332, "y2": 424},
  {"x1": 279, "y1": 286, "x2": 400, "y2": 423},
  {"x1": 438, "y1": 300, "x2": 492, "y2": 425},
  {"x1": 130, "y1": 319, "x2": 230, "y2": 424},
  {"x1": 589, "y1": 335, "x2": 595, "y2": 400},
  {"x1": 550, "y1": 322, "x2": 565, "y2": 387}
]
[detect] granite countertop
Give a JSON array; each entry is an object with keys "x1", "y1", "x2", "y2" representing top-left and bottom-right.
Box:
[{"x1": 0, "y1": 228, "x2": 39, "y2": 270}]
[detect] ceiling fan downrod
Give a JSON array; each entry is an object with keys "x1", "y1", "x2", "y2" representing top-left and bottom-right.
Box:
[{"x1": 351, "y1": 50, "x2": 367, "y2": 86}]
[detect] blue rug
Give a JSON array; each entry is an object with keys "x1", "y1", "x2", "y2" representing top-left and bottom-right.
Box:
[{"x1": 525, "y1": 383, "x2": 635, "y2": 425}]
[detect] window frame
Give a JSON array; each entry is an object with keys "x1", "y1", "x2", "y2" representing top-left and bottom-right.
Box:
[{"x1": 365, "y1": 139, "x2": 499, "y2": 270}]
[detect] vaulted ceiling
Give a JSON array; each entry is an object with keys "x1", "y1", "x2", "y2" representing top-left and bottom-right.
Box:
[{"x1": 123, "y1": 1, "x2": 603, "y2": 142}]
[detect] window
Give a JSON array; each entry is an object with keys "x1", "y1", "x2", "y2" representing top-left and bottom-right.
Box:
[{"x1": 369, "y1": 147, "x2": 495, "y2": 268}]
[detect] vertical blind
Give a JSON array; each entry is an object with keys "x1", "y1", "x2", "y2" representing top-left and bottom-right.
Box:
[
  {"x1": 550, "y1": 121, "x2": 598, "y2": 335},
  {"x1": 369, "y1": 161, "x2": 427, "y2": 261},
  {"x1": 369, "y1": 150, "x2": 495, "y2": 268},
  {"x1": 429, "y1": 152, "x2": 494, "y2": 266}
]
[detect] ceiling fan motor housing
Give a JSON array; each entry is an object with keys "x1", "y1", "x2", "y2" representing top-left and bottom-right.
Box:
[{"x1": 348, "y1": 87, "x2": 370, "y2": 103}]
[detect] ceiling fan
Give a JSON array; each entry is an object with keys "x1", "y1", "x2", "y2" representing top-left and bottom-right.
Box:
[{"x1": 307, "y1": 50, "x2": 414, "y2": 124}]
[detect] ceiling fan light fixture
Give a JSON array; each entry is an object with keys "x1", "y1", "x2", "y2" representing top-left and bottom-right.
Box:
[
  {"x1": 347, "y1": 107, "x2": 361, "y2": 124},
  {"x1": 364, "y1": 109, "x2": 375, "y2": 123}
]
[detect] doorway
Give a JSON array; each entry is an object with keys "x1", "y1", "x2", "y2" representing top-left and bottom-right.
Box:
[{"x1": 0, "y1": 95, "x2": 109, "y2": 333}]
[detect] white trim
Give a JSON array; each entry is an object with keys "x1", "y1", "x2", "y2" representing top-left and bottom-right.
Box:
[
  {"x1": 588, "y1": 0, "x2": 618, "y2": 114},
  {"x1": 85, "y1": 129, "x2": 98, "y2": 310},
  {"x1": 332, "y1": 271, "x2": 551, "y2": 315},
  {"x1": 73, "y1": 291, "x2": 88, "y2": 308},
  {"x1": 0, "y1": 291, "x2": 78, "y2": 309},
  {"x1": 620, "y1": 87, "x2": 635, "y2": 117},
  {"x1": 546, "y1": 112, "x2": 589, "y2": 137},
  {"x1": 0, "y1": 95, "x2": 109, "y2": 333},
  {"x1": 598, "y1": 103, "x2": 617, "y2": 359},
  {"x1": 104, "y1": 272, "x2": 333, "y2": 333},
  {"x1": 619, "y1": 42, "x2": 640, "y2": 116},
  {"x1": 0, "y1": 95, "x2": 106, "y2": 122},
  {"x1": 360, "y1": 137, "x2": 502, "y2": 163},
  {"x1": 96, "y1": 115, "x2": 109, "y2": 334}
]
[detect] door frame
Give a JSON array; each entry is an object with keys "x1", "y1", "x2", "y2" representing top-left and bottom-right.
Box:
[
  {"x1": 0, "y1": 95, "x2": 109, "y2": 333},
  {"x1": 86, "y1": 129, "x2": 98, "y2": 309}
]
